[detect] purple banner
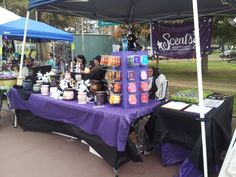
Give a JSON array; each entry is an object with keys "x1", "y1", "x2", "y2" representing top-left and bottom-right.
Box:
[{"x1": 152, "y1": 18, "x2": 212, "y2": 59}]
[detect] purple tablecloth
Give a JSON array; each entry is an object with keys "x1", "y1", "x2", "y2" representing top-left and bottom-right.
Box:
[{"x1": 8, "y1": 88, "x2": 160, "y2": 151}]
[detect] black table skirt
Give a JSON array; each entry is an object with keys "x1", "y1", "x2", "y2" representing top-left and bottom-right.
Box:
[
  {"x1": 16, "y1": 110, "x2": 142, "y2": 170},
  {"x1": 145, "y1": 96, "x2": 234, "y2": 174}
]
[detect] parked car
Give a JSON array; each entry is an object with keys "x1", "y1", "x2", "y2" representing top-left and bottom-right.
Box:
[{"x1": 219, "y1": 50, "x2": 236, "y2": 58}]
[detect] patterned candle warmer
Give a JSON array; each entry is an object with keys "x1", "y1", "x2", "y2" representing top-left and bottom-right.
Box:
[
  {"x1": 128, "y1": 94, "x2": 137, "y2": 105},
  {"x1": 140, "y1": 55, "x2": 148, "y2": 66},
  {"x1": 128, "y1": 82, "x2": 137, "y2": 93},
  {"x1": 140, "y1": 70, "x2": 148, "y2": 80},
  {"x1": 114, "y1": 70, "x2": 121, "y2": 81},
  {"x1": 127, "y1": 55, "x2": 140, "y2": 66},
  {"x1": 141, "y1": 93, "x2": 149, "y2": 103},
  {"x1": 128, "y1": 70, "x2": 135, "y2": 81},
  {"x1": 109, "y1": 94, "x2": 121, "y2": 104},
  {"x1": 140, "y1": 81, "x2": 149, "y2": 92},
  {"x1": 113, "y1": 82, "x2": 122, "y2": 93}
]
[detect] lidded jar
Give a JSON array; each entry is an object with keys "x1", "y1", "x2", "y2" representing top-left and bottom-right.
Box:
[
  {"x1": 95, "y1": 91, "x2": 106, "y2": 105},
  {"x1": 33, "y1": 84, "x2": 41, "y2": 92},
  {"x1": 78, "y1": 92, "x2": 88, "y2": 104},
  {"x1": 63, "y1": 88, "x2": 74, "y2": 100},
  {"x1": 22, "y1": 79, "x2": 33, "y2": 90},
  {"x1": 41, "y1": 85, "x2": 49, "y2": 96}
]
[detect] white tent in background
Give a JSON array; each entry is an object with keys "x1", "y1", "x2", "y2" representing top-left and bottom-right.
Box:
[
  {"x1": 0, "y1": 6, "x2": 21, "y2": 25},
  {"x1": 0, "y1": 7, "x2": 21, "y2": 68}
]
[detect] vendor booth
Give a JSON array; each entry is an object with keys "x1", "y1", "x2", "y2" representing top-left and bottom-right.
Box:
[
  {"x1": 8, "y1": 50, "x2": 159, "y2": 176},
  {"x1": 10, "y1": 0, "x2": 236, "y2": 177}
]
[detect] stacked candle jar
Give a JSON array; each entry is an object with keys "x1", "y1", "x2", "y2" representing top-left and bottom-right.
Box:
[
  {"x1": 101, "y1": 55, "x2": 122, "y2": 105},
  {"x1": 101, "y1": 55, "x2": 121, "y2": 67},
  {"x1": 110, "y1": 51, "x2": 149, "y2": 108}
]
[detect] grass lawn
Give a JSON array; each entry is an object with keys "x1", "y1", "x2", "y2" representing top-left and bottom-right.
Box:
[
  {"x1": 234, "y1": 95, "x2": 236, "y2": 115},
  {"x1": 159, "y1": 59, "x2": 236, "y2": 82},
  {"x1": 151, "y1": 58, "x2": 236, "y2": 115}
]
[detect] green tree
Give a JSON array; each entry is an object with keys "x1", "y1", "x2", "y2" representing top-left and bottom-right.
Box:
[
  {"x1": 212, "y1": 16, "x2": 236, "y2": 52},
  {"x1": 111, "y1": 23, "x2": 149, "y2": 46},
  {"x1": 3, "y1": 0, "x2": 28, "y2": 16},
  {"x1": 3, "y1": 0, "x2": 78, "y2": 31},
  {"x1": 38, "y1": 12, "x2": 78, "y2": 31}
]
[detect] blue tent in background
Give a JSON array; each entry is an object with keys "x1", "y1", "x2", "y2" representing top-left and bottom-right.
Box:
[{"x1": 0, "y1": 17, "x2": 73, "y2": 42}]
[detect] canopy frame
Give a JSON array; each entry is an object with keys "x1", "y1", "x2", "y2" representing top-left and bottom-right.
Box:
[{"x1": 24, "y1": 0, "x2": 236, "y2": 176}]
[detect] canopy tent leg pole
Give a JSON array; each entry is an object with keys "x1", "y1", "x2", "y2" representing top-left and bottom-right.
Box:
[
  {"x1": 71, "y1": 43, "x2": 74, "y2": 62},
  {"x1": 17, "y1": 11, "x2": 30, "y2": 85},
  {"x1": 112, "y1": 168, "x2": 119, "y2": 177},
  {"x1": 192, "y1": 0, "x2": 208, "y2": 177},
  {"x1": 149, "y1": 21, "x2": 153, "y2": 56},
  {"x1": 35, "y1": 10, "x2": 41, "y2": 61},
  {"x1": 81, "y1": 17, "x2": 85, "y2": 55},
  {"x1": 52, "y1": 41, "x2": 55, "y2": 63},
  {"x1": 149, "y1": 21, "x2": 158, "y2": 67},
  {"x1": 0, "y1": 35, "x2": 2, "y2": 70}
]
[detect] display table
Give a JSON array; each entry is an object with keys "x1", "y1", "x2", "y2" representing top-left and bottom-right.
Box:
[
  {"x1": 145, "y1": 96, "x2": 234, "y2": 176},
  {"x1": 8, "y1": 88, "x2": 160, "y2": 171}
]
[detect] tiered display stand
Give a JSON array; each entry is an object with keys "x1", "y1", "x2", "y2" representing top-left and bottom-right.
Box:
[{"x1": 111, "y1": 51, "x2": 149, "y2": 108}]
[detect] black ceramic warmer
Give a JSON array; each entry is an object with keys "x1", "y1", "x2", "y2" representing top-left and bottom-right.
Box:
[
  {"x1": 22, "y1": 79, "x2": 33, "y2": 90},
  {"x1": 95, "y1": 91, "x2": 106, "y2": 105}
]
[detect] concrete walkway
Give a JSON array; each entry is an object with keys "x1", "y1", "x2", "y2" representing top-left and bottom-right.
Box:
[{"x1": 0, "y1": 108, "x2": 179, "y2": 177}]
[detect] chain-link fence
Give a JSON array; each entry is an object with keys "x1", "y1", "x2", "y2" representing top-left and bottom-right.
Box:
[{"x1": 153, "y1": 16, "x2": 236, "y2": 115}]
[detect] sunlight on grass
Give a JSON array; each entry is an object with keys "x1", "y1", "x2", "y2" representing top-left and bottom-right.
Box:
[{"x1": 156, "y1": 58, "x2": 236, "y2": 115}]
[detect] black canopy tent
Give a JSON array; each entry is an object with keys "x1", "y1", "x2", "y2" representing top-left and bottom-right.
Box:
[
  {"x1": 23, "y1": 0, "x2": 236, "y2": 176},
  {"x1": 28, "y1": 0, "x2": 236, "y2": 23}
]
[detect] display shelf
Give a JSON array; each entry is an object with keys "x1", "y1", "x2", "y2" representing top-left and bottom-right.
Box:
[{"x1": 111, "y1": 51, "x2": 148, "y2": 108}]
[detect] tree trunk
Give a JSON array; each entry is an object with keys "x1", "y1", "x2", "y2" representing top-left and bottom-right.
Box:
[
  {"x1": 202, "y1": 55, "x2": 208, "y2": 74},
  {"x1": 221, "y1": 44, "x2": 225, "y2": 53},
  {"x1": 39, "y1": 42, "x2": 51, "y2": 63}
]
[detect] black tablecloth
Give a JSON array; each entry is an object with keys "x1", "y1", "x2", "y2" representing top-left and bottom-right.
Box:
[
  {"x1": 16, "y1": 110, "x2": 142, "y2": 170},
  {"x1": 145, "y1": 96, "x2": 234, "y2": 174}
]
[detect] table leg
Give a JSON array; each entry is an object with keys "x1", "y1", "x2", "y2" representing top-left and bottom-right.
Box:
[
  {"x1": 132, "y1": 118, "x2": 148, "y2": 154},
  {"x1": 137, "y1": 121, "x2": 145, "y2": 154},
  {"x1": 13, "y1": 115, "x2": 17, "y2": 128},
  {"x1": 0, "y1": 90, "x2": 16, "y2": 125},
  {"x1": 5, "y1": 98, "x2": 16, "y2": 127},
  {"x1": 112, "y1": 168, "x2": 119, "y2": 177},
  {"x1": 0, "y1": 90, "x2": 2, "y2": 119}
]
